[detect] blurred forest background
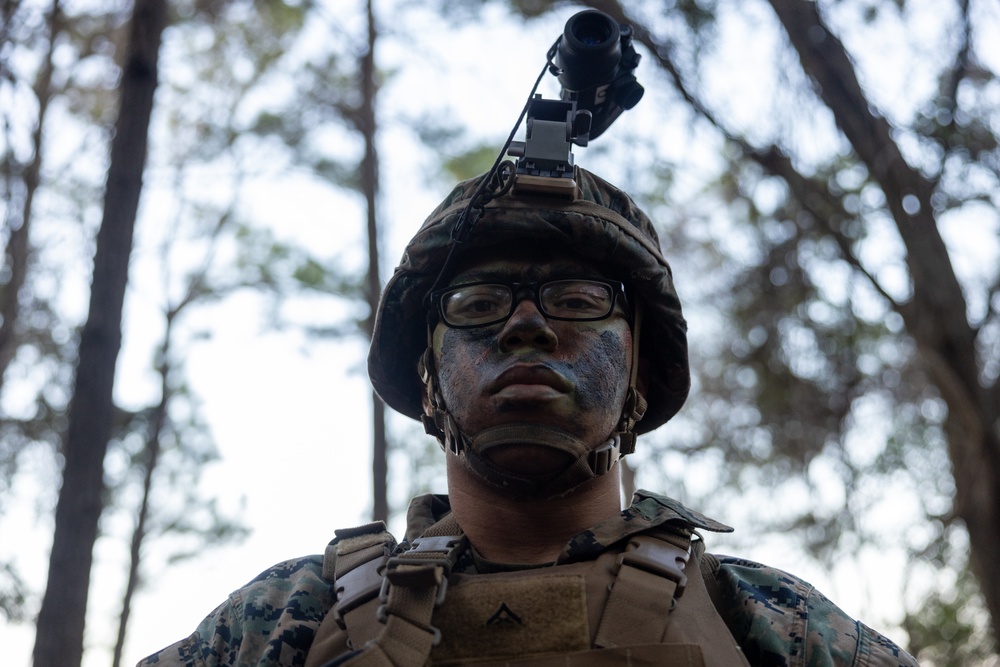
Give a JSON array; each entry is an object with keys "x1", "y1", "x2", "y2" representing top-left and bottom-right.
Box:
[{"x1": 1, "y1": 0, "x2": 998, "y2": 665}]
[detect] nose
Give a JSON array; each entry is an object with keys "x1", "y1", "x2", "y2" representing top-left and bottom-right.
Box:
[{"x1": 498, "y1": 298, "x2": 558, "y2": 353}]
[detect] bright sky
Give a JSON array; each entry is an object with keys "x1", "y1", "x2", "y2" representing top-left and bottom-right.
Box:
[{"x1": 5, "y1": 0, "x2": 999, "y2": 665}]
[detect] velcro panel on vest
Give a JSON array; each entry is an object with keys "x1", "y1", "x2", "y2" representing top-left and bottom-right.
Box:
[
  {"x1": 455, "y1": 643, "x2": 705, "y2": 666},
  {"x1": 430, "y1": 574, "x2": 590, "y2": 665}
]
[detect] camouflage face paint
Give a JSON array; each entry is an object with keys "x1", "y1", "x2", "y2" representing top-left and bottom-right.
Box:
[{"x1": 432, "y1": 252, "x2": 632, "y2": 453}]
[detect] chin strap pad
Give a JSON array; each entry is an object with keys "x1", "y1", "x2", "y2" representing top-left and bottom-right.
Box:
[{"x1": 455, "y1": 424, "x2": 621, "y2": 500}]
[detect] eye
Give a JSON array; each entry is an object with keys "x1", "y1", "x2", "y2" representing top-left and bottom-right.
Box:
[
  {"x1": 444, "y1": 285, "x2": 510, "y2": 324},
  {"x1": 543, "y1": 281, "x2": 612, "y2": 317}
]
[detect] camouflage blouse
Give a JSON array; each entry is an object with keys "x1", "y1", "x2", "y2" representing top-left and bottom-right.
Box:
[{"x1": 138, "y1": 491, "x2": 918, "y2": 667}]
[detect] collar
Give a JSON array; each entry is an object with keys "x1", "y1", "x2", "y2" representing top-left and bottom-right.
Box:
[{"x1": 402, "y1": 490, "x2": 733, "y2": 567}]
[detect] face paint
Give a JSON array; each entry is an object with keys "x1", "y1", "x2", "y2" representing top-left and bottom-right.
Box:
[
  {"x1": 573, "y1": 330, "x2": 631, "y2": 413},
  {"x1": 432, "y1": 253, "x2": 633, "y2": 458}
]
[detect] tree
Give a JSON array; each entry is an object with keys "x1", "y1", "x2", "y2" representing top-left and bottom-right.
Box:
[
  {"x1": 0, "y1": 0, "x2": 59, "y2": 396},
  {"x1": 360, "y1": 0, "x2": 389, "y2": 523},
  {"x1": 0, "y1": 0, "x2": 63, "y2": 622},
  {"x1": 4, "y1": 0, "x2": 395, "y2": 661},
  {"x1": 495, "y1": 0, "x2": 998, "y2": 657},
  {"x1": 1, "y1": 0, "x2": 258, "y2": 645},
  {"x1": 33, "y1": 0, "x2": 169, "y2": 662},
  {"x1": 110, "y1": 210, "x2": 254, "y2": 667},
  {"x1": 766, "y1": 0, "x2": 999, "y2": 645},
  {"x1": 241, "y1": 0, "x2": 395, "y2": 523}
]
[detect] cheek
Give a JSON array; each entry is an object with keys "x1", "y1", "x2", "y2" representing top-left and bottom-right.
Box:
[
  {"x1": 573, "y1": 329, "x2": 632, "y2": 411},
  {"x1": 435, "y1": 326, "x2": 496, "y2": 407}
]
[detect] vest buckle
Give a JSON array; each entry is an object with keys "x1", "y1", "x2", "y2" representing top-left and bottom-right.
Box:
[
  {"x1": 373, "y1": 533, "x2": 467, "y2": 647},
  {"x1": 616, "y1": 535, "x2": 691, "y2": 598}
]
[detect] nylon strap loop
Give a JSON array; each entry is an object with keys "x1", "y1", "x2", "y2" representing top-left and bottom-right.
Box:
[
  {"x1": 594, "y1": 532, "x2": 691, "y2": 648},
  {"x1": 329, "y1": 523, "x2": 396, "y2": 629},
  {"x1": 339, "y1": 515, "x2": 464, "y2": 667}
]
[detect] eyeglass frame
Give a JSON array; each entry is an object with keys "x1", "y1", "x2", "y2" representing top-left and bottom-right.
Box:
[{"x1": 430, "y1": 278, "x2": 630, "y2": 329}]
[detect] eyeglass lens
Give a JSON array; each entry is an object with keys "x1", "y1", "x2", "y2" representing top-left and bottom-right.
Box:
[{"x1": 441, "y1": 280, "x2": 614, "y2": 327}]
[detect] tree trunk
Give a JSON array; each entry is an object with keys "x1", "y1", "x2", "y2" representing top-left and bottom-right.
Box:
[
  {"x1": 765, "y1": 0, "x2": 1000, "y2": 642},
  {"x1": 112, "y1": 329, "x2": 171, "y2": 667},
  {"x1": 32, "y1": 0, "x2": 168, "y2": 663},
  {"x1": 0, "y1": 0, "x2": 60, "y2": 392},
  {"x1": 359, "y1": 0, "x2": 388, "y2": 524}
]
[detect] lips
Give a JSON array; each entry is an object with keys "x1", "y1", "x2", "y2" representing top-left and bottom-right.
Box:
[{"x1": 488, "y1": 364, "x2": 572, "y2": 395}]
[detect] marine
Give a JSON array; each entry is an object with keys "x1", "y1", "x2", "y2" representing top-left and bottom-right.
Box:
[
  {"x1": 139, "y1": 164, "x2": 919, "y2": 666},
  {"x1": 141, "y1": 11, "x2": 919, "y2": 664}
]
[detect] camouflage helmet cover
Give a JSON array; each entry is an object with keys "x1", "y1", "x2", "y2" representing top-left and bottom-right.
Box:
[{"x1": 368, "y1": 166, "x2": 689, "y2": 435}]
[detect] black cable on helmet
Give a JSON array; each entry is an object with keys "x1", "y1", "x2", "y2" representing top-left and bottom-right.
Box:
[{"x1": 421, "y1": 38, "x2": 562, "y2": 309}]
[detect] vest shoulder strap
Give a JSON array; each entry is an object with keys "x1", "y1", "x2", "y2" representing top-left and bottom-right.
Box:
[
  {"x1": 593, "y1": 527, "x2": 692, "y2": 647},
  {"x1": 329, "y1": 522, "x2": 397, "y2": 627},
  {"x1": 309, "y1": 515, "x2": 466, "y2": 667},
  {"x1": 304, "y1": 522, "x2": 397, "y2": 667}
]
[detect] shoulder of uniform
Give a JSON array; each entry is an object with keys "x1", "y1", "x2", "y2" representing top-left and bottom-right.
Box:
[
  {"x1": 238, "y1": 554, "x2": 330, "y2": 604},
  {"x1": 630, "y1": 490, "x2": 733, "y2": 533},
  {"x1": 215, "y1": 555, "x2": 333, "y2": 648},
  {"x1": 137, "y1": 556, "x2": 333, "y2": 667},
  {"x1": 560, "y1": 492, "x2": 732, "y2": 563},
  {"x1": 708, "y1": 555, "x2": 918, "y2": 666}
]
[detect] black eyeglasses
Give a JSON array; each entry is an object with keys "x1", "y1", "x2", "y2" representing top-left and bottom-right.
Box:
[{"x1": 431, "y1": 278, "x2": 628, "y2": 329}]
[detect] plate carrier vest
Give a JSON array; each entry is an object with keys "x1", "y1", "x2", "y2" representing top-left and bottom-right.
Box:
[{"x1": 304, "y1": 513, "x2": 752, "y2": 667}]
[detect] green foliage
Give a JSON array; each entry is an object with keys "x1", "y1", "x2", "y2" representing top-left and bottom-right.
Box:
[
  {"x1": 0, "y1": 0, "x2": 323, "y2": 638},
  {"x1": 442, "y1": 144, "x2": 505, "y2": 182},
  {"x1": 905, "y1": 562, "x2": 998, "y2": 666}
]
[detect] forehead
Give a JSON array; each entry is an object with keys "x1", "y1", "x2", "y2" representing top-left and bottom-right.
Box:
[{"x1": 447, "y1": 246, "x2": 611, "y2": 284}]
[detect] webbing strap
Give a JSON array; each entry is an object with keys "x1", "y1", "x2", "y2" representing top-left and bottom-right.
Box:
[
  {"x1": 594, "y1": 531, "x2": 692, "y2": 648},
  {"x1": 337, "y1": 514, "x2": 465, "y2": 667},
  {"x1": 341, "y1": 587, "x2": 441, "y2": 667},
  {"x1": 330, "y1": 522, "x2": 396, "y2": 630}
]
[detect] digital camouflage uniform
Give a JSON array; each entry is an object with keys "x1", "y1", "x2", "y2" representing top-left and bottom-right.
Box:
[
  {"x1": 138, "y1": 491, "x2": 917, "y2": 667},
  {"x1": 140, "y1": 168, "x2": 919, "y2": 666}
]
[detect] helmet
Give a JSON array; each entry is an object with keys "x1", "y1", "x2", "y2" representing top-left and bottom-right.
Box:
[{"x1": 369, "y1": 166, "x2": 689, "y2": 442}]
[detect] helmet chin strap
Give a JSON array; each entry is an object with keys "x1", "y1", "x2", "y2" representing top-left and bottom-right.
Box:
[
  {"x1": 448, "y1": 417, "x2": 621, "y2": 500},
  {"x1": 419, "y1": 302, "x2": 646, "y2": 501}
]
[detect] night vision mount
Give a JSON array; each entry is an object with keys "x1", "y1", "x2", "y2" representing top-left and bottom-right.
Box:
[
  {"x1": 508, "y1": 9, "x2": 644, "y2": 197},
  {"x1": 426, "y1": 9, "x2": 645, "y2": 295}
]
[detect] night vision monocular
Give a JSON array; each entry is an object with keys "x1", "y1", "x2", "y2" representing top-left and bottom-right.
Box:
[
  {"x1": 507, "y1": 9, "x2": 644, "y2": 197},
  {"x1": 555, "y1": 9, "x2": 644, "y2": 142},
  {"x1": 436, "y1": 8, "x2": 645, "y2": 259}
]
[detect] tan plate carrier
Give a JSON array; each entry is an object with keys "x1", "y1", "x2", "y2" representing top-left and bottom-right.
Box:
[{"x1": 305, "y1": 515, "x2": 751, "y2": 667}]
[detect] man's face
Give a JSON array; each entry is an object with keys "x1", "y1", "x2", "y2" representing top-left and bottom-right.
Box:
[{"x1": 430, "y1": 249, "x2": 633, "y2": 472}]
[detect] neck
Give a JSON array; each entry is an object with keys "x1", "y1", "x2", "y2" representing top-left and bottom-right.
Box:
[{"x1": 445, "y1": 454, "x2": 622, "y2": 564}]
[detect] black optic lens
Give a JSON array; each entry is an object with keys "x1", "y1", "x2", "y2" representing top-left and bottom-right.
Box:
[
  {"x1": 571, "y1": 13, "x2": 614, "y2": 46},
  {"x1": 557, "y1": 11, "x2": 622, "y2": 92}
]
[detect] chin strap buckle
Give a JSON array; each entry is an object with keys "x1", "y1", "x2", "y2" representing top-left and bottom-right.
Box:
[
  {"x1": 616, "y1": 388, "x2": 647, "y2": 456},
  {"x1": 421, "y1": 413, "x2": 444, "y2": 440},
  {"x1": 588, "y1": 436, "x2": 621, "y2": 476}
]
